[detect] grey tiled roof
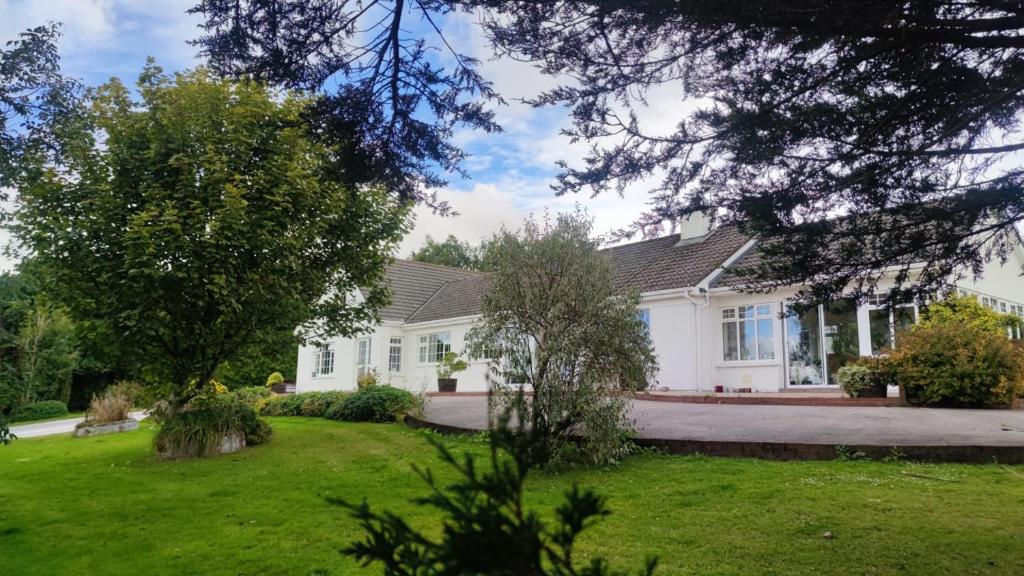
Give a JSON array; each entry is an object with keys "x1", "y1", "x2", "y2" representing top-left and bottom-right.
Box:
[
  {"x1": 369, "y1": 260, "x2": 482, "y2": 322},
  {"x1": 406, "y1": 275, "x2": 492, "y2": 324},
  {"x1": 376, "y1": 225, "x2": 752, "y2": 324},
  {"x1": 602, "y1": 225, "x2": 752, "y2": 293}
]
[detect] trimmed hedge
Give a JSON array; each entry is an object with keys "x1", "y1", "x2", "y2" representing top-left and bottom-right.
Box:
[
  {"x1": 257, "y1": 387, "x2": 415, "y2": 423},
  {"x1": 327, "y1": 385, "x2": 415, "y2": 423},
  {"x1": 11, "y1": 400, "x2": 69, "y2": 422},
  {"x1": 259, "y1": 391, "x2": 348, "y2": 418}
]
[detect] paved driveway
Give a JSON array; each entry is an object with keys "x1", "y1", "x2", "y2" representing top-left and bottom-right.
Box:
[
  {"x1": 8, "y1": 411, "x2": 147, "y2": 439},
  {"x1": 423, "y1": 396, "x2": 1024, "y2": 447}
]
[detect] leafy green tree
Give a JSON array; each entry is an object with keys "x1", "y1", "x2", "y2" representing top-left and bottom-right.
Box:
[
  {"x1": 191, "y1": 0, "x2": 500, "y2": 205},
  {"x1": 1, "y1": 22, "x2": 82, "y2": 189},
  {"x1": 215, "y1": 328, "x2": 299, "y2": 389},
  {"x1": 12, "y1": 63, "x2": 407, "y2": 408},
  {"x1": 410, "y1": 234, "x2": 487, "y2": 270},
  {"x1": 467, "y1": 212, "x2": 657, "y2": 466},
  {"x1": 337, "y1": 406, "x2": 658, "y2": 575},
  {"x1": 16, "y1": 303, "x2": 77, "y2": 404},
  {"x1": 464, "y1": 1, "x2": 1024, "y2": 304}
]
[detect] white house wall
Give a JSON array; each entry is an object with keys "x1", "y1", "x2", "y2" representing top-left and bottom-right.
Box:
[
  {"x1": 640, "y1": 293, "x2": 699, "y2": 390},
  {"x1": 955, "y1": 231, "x2": 1024, "y2": 307},
  {"x1": 296, "y1": 237, "x2": 1024, "y2": 396}
]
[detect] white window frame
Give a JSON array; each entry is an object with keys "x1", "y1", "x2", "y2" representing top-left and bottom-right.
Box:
[
  {"x1": 313, "y1": 343, "x2": 334, "y2": 377},
  {"x1": 865, "y1": 295, "x2": 918, "y2": 355},
  {"x1": 356, "y1": 337, "x2": 372, "y2": 377},
  {"x1": 720, "y1": 303, "x2": 776, "y2": 362},
  {"x1": 418, "y1": 332, "x2": 452, "y2": 364},
  {"x1": 388, "y1": 337, "x2": 403, "y2": 373}
]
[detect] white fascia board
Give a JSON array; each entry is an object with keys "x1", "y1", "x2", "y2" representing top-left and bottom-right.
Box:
[
  {"x1": 403, "y1": 314, "x2": 482, "y2": 330},
  {"x1": 699, "y1": 238, "x2": 759, "y2": 290}
]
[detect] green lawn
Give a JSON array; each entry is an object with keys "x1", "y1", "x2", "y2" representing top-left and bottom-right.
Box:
[{"x1": 1, "y1": 418, "x2": 1023, "y2": 576}]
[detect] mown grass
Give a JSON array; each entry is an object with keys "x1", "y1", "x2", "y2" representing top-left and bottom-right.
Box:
[{"x1": 1, "y1": 417, "x2": 1023, "y2": 575}]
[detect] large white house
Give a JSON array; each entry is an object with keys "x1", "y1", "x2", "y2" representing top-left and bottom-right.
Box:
[{"x1": 296, "y1": 217, "x2": 1024, "y2": 394}]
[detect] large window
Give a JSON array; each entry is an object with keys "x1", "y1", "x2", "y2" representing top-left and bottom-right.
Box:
[
  {"x1": 388, "y1": 337, "x2": 403, "y2": 372},
  {"x1": 722, "y1": 304, "x2": 775, "y2": 361},
  {"x1": 356, "y1": 338, "x2": 372, "y2": 377},
  {"x1": 313, "y1": 344, "x2": 334, "y2": 376},
  {"x1": 418, "y1": 332, "x2": 451, "y2": 363},
  {"x1": 866, "y1": 295, "x2": 917, "y2": 355}
]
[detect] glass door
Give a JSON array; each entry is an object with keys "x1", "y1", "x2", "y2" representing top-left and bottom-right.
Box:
[
  {"x1": 785, "y1": 306, "x2": 825, "y2": 386},
  {"x1": 822, "y1": 299, "x2": 860, "y2": 384}
]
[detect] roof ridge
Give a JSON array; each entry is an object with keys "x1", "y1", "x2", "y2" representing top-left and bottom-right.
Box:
[
  {"x1": 600, "y1": 222, "x2": 739, "y2": 252},
  {"x1": 396, "y1": 258, "x2": 483, "y2": 275}
]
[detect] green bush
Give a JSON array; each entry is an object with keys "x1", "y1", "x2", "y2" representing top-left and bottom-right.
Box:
[
  {"x1": 889, "y1": 320, "x2": 1024, "y2": 407},
  {"x1": 265, "y1": 371, "x2": 285, "y2": 388},
  {"x1": 328, "y1": 385, "x2": 415, "y2": 423},
  {"x1": 835, "y1": 358, "x2": 891, "y2": 398},
  {"x1": 300, "y1": 391, "x2": 349, "y2": 417},
  {"x1": 259, "y1": 393, "x2": 305, "y2": 416},
  {"x1": 154, "y1": 395, "x2": 272, "y2": 458},
  {"x1": 11, "y1": 400, "x2": 69, "y2": 422},
  {"x1": 258, "y1": 391, "x2": 348, "y2": 417},
  {"x1": 228, "y1": 386, "x2": 272, "y2": 409}
]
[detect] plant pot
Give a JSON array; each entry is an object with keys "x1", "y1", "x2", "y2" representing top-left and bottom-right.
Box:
[{"x1": 437, "y1": 378, "x2": 458, "y2": 393}]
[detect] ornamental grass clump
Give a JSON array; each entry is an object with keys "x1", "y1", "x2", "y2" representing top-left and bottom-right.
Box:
[
  {"x1": 81, "y1": 389, "x2": 133, "y2": 426},
  {"x1": 154, "y1": 395, "x2": 271, "y2": 458}
]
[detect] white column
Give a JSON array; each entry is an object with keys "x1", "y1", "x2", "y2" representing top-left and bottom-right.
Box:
[{"x1": 855, "y1": 303, "x2": 873, "y2": 357}]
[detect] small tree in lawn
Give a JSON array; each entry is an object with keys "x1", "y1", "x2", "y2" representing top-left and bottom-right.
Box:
[
  {"x1": 11, "y1": 63, "x2": 407, "y2": 424},
  {"x1": 337, "y1": 404, "x2": 658, "y2": 576},
  {"x1": 467, "y1": 212, "x2": 657, "y2": 467}
]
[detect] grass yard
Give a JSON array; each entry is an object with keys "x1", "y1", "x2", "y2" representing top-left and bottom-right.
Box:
[{"x1": 1, "y1": 418, "x2": 1023, "y2": 576}]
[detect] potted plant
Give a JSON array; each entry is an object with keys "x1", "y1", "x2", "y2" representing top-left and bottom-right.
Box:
[{"x1": 436, "y1": 351, "x2": 469, "y2": 393}]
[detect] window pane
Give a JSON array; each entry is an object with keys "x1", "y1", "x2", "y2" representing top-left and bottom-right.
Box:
[
  {"x1": 756, "y1": 304, "x2": 771, "y2": 317},
  {"x1": 868, "y1": 308, "x2": 891, "y2": 355},
  {"x1": 722, "y1": 308, "x2": 735, "y2": 320},
  {"x1": 722, "y1": 322, "x2": 738, "y2": 361},
  {"x1": 786, "y1": 307, "x2": 824, "y2": 386},
  {"x1": 739, "y1": 319, "x2": 757, "y2": 360},
  {"x1": 756, "y1": 318, "x2": 774, "y2": 360},
  {"x1": 638, "y1": 308, "x2": 651, "y2": 328},
  {"x1": 739, "y1": 306, "x2": 755, "y2": 319},
  {"x1": 893, "y1": 307, "x2": 916, "y2": 348}
]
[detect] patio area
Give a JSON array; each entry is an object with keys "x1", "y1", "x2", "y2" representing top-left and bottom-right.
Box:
[{"x1": 418, "y1": 395, "x2": 1024, "y2": 462}]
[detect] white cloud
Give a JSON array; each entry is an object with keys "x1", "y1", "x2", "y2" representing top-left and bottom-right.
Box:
[
  {"x1": 0, "y1": 0, "x2": 115, "y2": 48},
  {"x1": 400, "y1": 183, "x2": 526, "y2": 256}
]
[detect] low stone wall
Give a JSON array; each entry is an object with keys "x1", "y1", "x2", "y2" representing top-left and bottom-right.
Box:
[{"x1": 73, "y1": 419, "x2": 139, "y2": 438}]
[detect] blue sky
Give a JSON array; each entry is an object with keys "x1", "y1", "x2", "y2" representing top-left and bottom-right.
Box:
[{"x1": 0, "y1": 0, "x2": 663, "y2": 264}]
